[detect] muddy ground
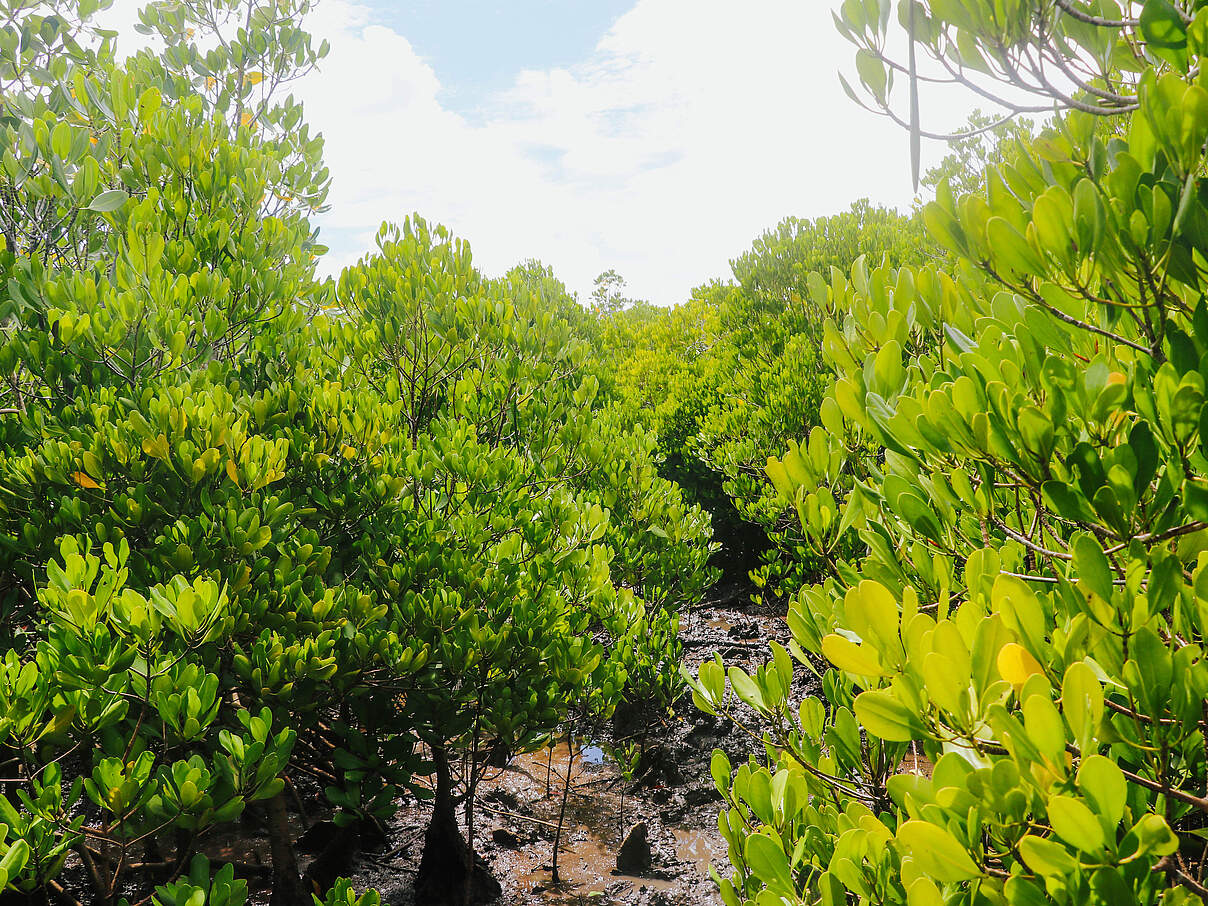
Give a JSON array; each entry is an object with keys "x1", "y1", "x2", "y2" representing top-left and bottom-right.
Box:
[{"x1": 290, "y1": 580, "x2": 805, "y2": 906}]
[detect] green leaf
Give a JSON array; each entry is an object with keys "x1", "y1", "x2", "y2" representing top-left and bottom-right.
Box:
[
  {"x1": 898, "y1": 491, "x2": 944, "y2": 543},
  {"x1": 51, "y1": 121, "x2": 72, "y2": 159},
  {"x1": 728, "y1": 666, "x2": 766, "y2": 713},
  {"x1": 1018, "y1": 834, "x2": 1077, "y2": 877},
  {"x1": 818, "y1": 871, "x2": 846, "y2": 906},
  {"x1": 710, "y1": 750, "x2": 731, "y2": 795},
  {"x1": 1022, "y1": 694, "x2": 1067, "y2": 762},
  {"x1": 1004, "y1": 876, "x2": 1054, "y2": 906},
  {"x1": 854, "y1": 689, "x2": 920, "y2": 741},
  {"x1": 906, "y1": 878, "x2": 943, "y2": 906},
  {"x1": 1061, "y1": 661, "x2": 1103, "y2": 753},
  {"x1": 1129, "y1": 626, "x2": 1173, "y2": 714},
  {"x1": 923, "y1": 202, "x2": 968, "y2": 256},
  {"x1": 1130, "y1": 813, "x2": 1178, "y2": 858},
  {"x1": 987, "y1": 216, "x2": 1042, "y2": 277},
  {"x1": 1017, "y1": 405, "x2": 1055, "y2": 461},
  {"x1": 1072, "y1": 178, "x2": 1105, "y2": 252},
  {"x1": 922, "y1": 654, "x2": 966, "y2": 723},
  {"x1": 1140, "y1": 0, "x2": 1188, "y2": 48},
  {"x1": 1183, "y1": 477, "x2": 1208, "y2": 521},
  {"x1": 699, "y1": 657, "x2": 726, "y2": 705},
  {"x1": 1089, "y1": 867, "x2": 1132, "y2": 903},
  {"x1": 137, "y1": 86, "x2": 162, "y2": 120},
  {"x1": 88, "y1": 189, "x2": 129, "y2": 212},
  {"x1": 1071, "y1": 534, "x2": 1113, "y2": 602},
  {"x1": 872, "y1": 339, "x2": 904, "y2": 394},
  {"x1": 744, "y1": 832, "x2": 793, "y2": 893},
  {"x1": 1048, "y1": 795, "x2": 1105, "y2": 852},
  {"x1": 896, "y1": 820, "x2": 981, "y2": 882},
  {"x1": 822, "y1": 633, "x2": 886, "y2": 676},
  {"x1": 855, "y1": 49, "x2": 888, "y2": 100},
  {"x1": 0, "y1": 838, "x2": 29, "y2": 878},
  {"x1": 1031, "y1": 190, "x2": 1073, "y2": 262},
  {"x1": 765, "y1": 458, "x2": 790, "y2": 501},
  {"x1": 888, "y1": 772, "x2": 934, "y2": 809},
  {"x1": 848, "y1": 581, "x2": 900, "y2": 651},
  {"x1": 1042, "y1": 480, "x2": 1094, "y2": 522},
  {"x1": 837, "y1": 71, "x2": 862, "y2": 106},
  {"x1": 1077, "y1": 755, "x2": 1126, "y2": 826}
]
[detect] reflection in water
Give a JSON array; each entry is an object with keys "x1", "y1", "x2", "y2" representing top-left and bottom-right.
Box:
[{"x1": 580, "y1": 745, "x2": 607, "y2": 766}]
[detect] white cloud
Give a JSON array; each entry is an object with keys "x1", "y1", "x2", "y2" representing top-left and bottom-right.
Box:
[{"x1": 102, "y1": 0, "x2": 977, "y2": 304}]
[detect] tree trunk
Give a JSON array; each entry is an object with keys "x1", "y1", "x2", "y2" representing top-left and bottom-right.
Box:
[
  {"x1": 463, "y1": 781, "x2": 477, "y2": 906},
  {"x1": 417, "y1": 745, "x2": 470, "y2": 905},
  {"x1": 416, "y1": 745, "x2": 500, "y2": 906},
  {"x1": 266, "y1": 791, "x2": 310, "y2": 906}
]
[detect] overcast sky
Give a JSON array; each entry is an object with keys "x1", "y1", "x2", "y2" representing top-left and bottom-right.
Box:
[{"x1": 104, "y1": 0, "x2": 977, "y2": 306}]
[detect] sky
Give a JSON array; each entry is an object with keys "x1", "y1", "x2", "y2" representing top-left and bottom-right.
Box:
[{"x1": 103, "y1": 0, "x2": 978, "y2": 306}]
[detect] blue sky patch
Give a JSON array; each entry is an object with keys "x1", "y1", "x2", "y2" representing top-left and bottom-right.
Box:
[{"x1": 370, "y1": 0, "x2": 634, "y2": 119}]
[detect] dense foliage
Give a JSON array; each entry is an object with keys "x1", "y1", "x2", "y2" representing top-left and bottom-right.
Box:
[
  {"x1": 598, "y1": 201, "x2": 936, "y2": 594},
  {"x1": 11, "y1": 0, "x2": 1208, "y2": 904},
  {"x1": 0, "y1": 3, "x2": 713, "y2": 904},
  {"x1": 688, "y1": 1, "x2": 1208, "y2": 904}
]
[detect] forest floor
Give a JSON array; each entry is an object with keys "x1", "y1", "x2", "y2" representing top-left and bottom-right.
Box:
[{"x1": 284, "y1": 580, "x2": 803, "y2": 906}]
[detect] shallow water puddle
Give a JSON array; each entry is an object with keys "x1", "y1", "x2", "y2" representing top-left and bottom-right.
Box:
[
  {"x1": 580, "y1": 744, "x2": 607, "y2": 766},
  {"x1": 673, "y1": 827, "x2": 721, "y2": 877},
  {"x1": 498, "y1": 740, "x2": 610, "y2": 799},
  {"x1": 515, "y1": 835, "x2": 676, "y2": 899}
]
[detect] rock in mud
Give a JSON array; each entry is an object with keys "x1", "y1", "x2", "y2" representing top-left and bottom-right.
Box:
[
  {"x1": 296, "y1": 819, "x2": 339, "y2": 853},
  {"x1": 616, "y1": 821, "x2": 652, "y2": 875},
  {"x1": 491, "y1": 828, "x2": 520, "y2": 849}
]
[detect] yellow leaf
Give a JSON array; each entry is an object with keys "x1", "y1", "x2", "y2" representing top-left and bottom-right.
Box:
[
  {"x1": 341, "y1": 444, "x2": 357, "y2": 460},
  {"x1": 997, "y1": 642, "x2": 1044, "y2": 688},
  {"x1": 244, "y1": 71, "x2": 264, "y2": 85},
  {"x1": 142, "y1": 434, "x2": 170, "y2": 461},
  {"x1": 225, "y1": 459, "x2": 240, "y2": 485},
  {"x1": 205, "y1": 76, "x2": 217, "y2": 90},
  {"x1": 70, "y1": 471, "x2": 101, "y2": 490},
  {"x1": 822, "y1": 633, "x2": 886, "y2": 677},
  {"x1": 240, "y1": 112, "x2": 256, "y2": 129}
]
